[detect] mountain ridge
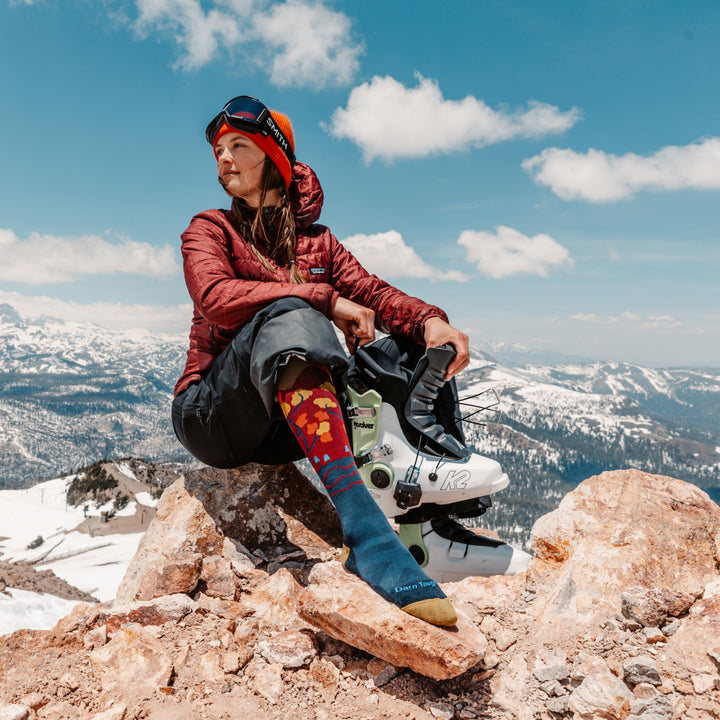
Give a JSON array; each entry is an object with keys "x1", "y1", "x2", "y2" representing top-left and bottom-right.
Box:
[{"x1": 2, "y1": 303, "x2": 719, "y2": 550}]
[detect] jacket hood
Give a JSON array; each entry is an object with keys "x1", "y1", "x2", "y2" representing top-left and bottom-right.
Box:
[{"x1": 290, "y1": 162, "x2": 324, "y2": 230}]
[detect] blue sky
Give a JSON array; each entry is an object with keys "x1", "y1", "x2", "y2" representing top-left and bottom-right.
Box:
[{"x1": 1, "y1": 0, "x2": 718, "y2": 367}]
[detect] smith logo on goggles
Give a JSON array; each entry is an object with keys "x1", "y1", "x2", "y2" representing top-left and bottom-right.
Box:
[{"x1": 205, "y1": 95, "x2": 296, "y2": 166}]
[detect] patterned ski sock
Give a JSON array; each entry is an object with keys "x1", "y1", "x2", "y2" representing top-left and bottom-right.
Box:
[{"x1": 277, "y1": 359, "x2": 456, "y2": 626}]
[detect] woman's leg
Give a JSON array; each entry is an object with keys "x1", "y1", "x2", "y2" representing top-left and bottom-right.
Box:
[
  {"x1": 277, "y1": 357, "x2": 457, "y2": 627},
  {"x1": 172, "y1": 298, "x2": 349, "y2": 468}
]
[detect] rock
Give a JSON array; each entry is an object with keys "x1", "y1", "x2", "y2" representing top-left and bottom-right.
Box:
[
  {"x1": 624, "y1": 656, "x2": 662, "y2": 686},
  {"x1": 533, "y1": 653, "x2": 570, "y2": 683},
  {"x1": 633, "y1": 683, "x2": 659, "y2": 700},
  {"x1": 221, "y1": 650, "x2": 242, "y2": 674},
  {"x1": 494, "y1": 628, "x2": 517, "y2": 652},
  {"x1": 655, "y1": 578, "x2": 720, "y2": 684},
  {"x1": 489, "y1": 654, "x2": 534, "y2": 715},
  {"x1": 642, "y1": 627, "x2": 666, "y2": 644},
  {"x1": 249, "y1": 659, "x2": 285, "y2": 704},
  {"x1": 628, "y1": 696, "x2": 673, "y2": 720},
  {"x1": 691, "y1": 673, "x2": 715, "y2": 694},
  {"x1": 5, "y1": 466, "x2": 720, "y2": 720},
  {"x1": 546, "y1": 695, "x2": 571, "y2": 714},
  {"x1": 87, "y1": 707, "x2": 127, "y2": 720},
  {"x1": 51, "y1": 602, "x2": 108, "y2": 634},
  {"x1": 133, "y1": 551, "x2": 203, "y2": 601},
  {"x1": 444, "y1": 574, "x2": 526, "y2": 621},
  {"x1": 298, "y1": 561, "x2": 487, "y2": 680},
  {"x1": 199, "y1": 555, "x2": 236, "y2": 599},
  {"x1": 16, "y1": 695, "x2": 46, "y2": 711},
  {"x1": 308, "y1": 657, "x2": 340, "y2": 699},
  {"x1": 84, "y1": 624, "x2": 107, "y2": 650},
  {"x1": 58, "y1": 672, "x2": 80, "y2": 691},
  {"x1": 89, "y1": 624, "x2": 173, "y2": 694},
  {"x1": 480, "y1": 649, "x2": 499, "y2": 669},
  {"x1": 183, "y1": 463, "x2": 342, "y2": 556},
  {"x1": 528, "y1": 469, "x2": 720, "y2": 637},
  {"x1": 672, "y1": 677, "x2": 695, "y2": 694},
  {"x1": 222, "y1": 537, "x2": 258, "y2": 576},
  {"x1": 234, "y1": 616, "x2": 260, "y2": 644},
  {"x1": 116, "y1": 477, "x2": 224, "y2": 603},
  {"x1": 0, "y1": 706, "x2": 30, "y2": 720},
  {"x1": 198, "y1": 647, "x2": 226, "y2": 682},
  {"x1": 195, "y1": 593, "x2": 252, "y2": 620},
  {"x1": 256, "y1": 630, "x2": 317, "y2": 668},
  {"x1": 428, "y1": 701, "x2": 454, "y2": 720},
  {"x1": 24, "y1": 700, "x2": 79, "y2": 720},
  {"x1": 105, "y1": 593, "x2": 199, "y2": 633},
  {"x1": 540, "y1": 679, "x2": 565, "y2": 697},
  {"x1": 248, "y1": 568, "x2": 311, "y2": 631},
  {"x1": 568, "y1": 670, "x2": 634, "y2": 720},
  {"x1": 621, "y1": 587, "x2": 699, "y2": 627},
  {"x1": 367, "y1": 657, "x2": 398, "y2": 686}
]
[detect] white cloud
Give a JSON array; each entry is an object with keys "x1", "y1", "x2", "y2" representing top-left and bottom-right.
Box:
[
  {"x1": 0, "y1": 228, "x2": 179, "y2": 284},
  {"x1": 253, "y1": 0, "x2": 362, "y2": 87},
  {"x1": 522, "y1": 137, "x2": 720, "y2": 202},
  {"x1": 132, "y1": 0, "x2": 362, "y2": 84},
  {"x1": 458, "y1": 226, "x2": 573, "y2": 279},
  {"x1": 0, "y1": 290, "x2": 191, "y2": 335},
  {"x1": 570, "y1": 312, "x2": 682, "y2": 331},
  {"x1": 329, "y1": 74, "x2": 581, "y2": 161},
  {"x1": 134, "y1": 0, "x2": 244, "y2": 71},
  {"x1": 341, "y1": 231, "x2": 468, "y2": 282}
]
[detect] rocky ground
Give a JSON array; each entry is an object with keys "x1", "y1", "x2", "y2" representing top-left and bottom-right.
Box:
[
  {"x1": 1, "y1": 464, "x2": 720, "y2": 720},
  {"x1": 0, "y1": 561, "x2": 96, "y2": 603}
]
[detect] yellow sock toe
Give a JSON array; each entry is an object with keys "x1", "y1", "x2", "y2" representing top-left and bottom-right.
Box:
[{"x1": 402, "y1": 597, "x2": 457, "y2": 627}]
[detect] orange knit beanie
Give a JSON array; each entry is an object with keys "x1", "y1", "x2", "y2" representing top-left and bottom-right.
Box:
[{"x1": 213, "y1": 110, "x2": 295, "y2": 188}]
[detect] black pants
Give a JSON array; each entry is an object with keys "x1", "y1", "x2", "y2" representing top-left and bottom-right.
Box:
[{"x1": 172, "y1": 298, "x2": 349, "y2": 468}]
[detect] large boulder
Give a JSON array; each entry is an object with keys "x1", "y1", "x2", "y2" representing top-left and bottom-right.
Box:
[
  {"x1": 182, "y1": 463, "x2": 342, "y2": 555},
  {"x1": 299, "y1": 561, "x2": 487, "y2": 680},
  {"x1": 528, "y1": 468, "x2": 720, "y2": 635},
  {"x1": 116, "y1": 462, "x2": 342, "y2": 603}
]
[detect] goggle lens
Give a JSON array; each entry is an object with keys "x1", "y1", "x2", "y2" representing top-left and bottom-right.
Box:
[
  {"x1": 204, "y1": 95, "x2": 295, "y2": 166},
  {"x1": 205, "y1": 95, "x2": 268, "y2": 144}
]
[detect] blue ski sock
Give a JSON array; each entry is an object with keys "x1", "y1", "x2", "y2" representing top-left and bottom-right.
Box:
[{"x1": 278, "y1": 361, "x2": 457, "y2": 626}]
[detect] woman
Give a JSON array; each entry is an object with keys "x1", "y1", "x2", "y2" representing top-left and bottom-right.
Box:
[{"x1": 172, "y1": 95, "x2": 470, "y2": 627}]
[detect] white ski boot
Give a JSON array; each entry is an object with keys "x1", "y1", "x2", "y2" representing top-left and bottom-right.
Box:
[
  {"x1": 398, "y1": 517, "x2": 531, "y2": 583},
  {"x1": 346, "y1": 388, "x2": 510, "y2": 517},
  {"x1": 345, "y1": 339, "x2": 531, "y2": 582}
]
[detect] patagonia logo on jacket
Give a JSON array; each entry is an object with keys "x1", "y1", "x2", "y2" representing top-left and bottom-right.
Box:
[{"x1": 309, "y1": 267, "x2": 326, "y2": 276}]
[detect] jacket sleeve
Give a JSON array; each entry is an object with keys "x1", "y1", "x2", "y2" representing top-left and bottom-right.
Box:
[
  {"x1": 181, "y1": 217, "x2": 338, "y2": 330},
  {"x1": 327, "y1": 234, "x2": 448, "y2": 344}
]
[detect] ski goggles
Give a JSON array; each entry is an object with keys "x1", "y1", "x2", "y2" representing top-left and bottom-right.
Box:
[{"x1": 205, "y1": 95, "x2": 295, "y2": 166}]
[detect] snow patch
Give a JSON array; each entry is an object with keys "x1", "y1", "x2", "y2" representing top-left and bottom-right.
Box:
[
  {"x1": 135, "y1": 491, "x2": 158, "y2": 507},
  {"x1": 0, "y1": 588, "x2": 80, "y2": 636},
  {"x1": 0, "y1": 473, "x2": 150, "y2": 632},
  {"x1": 115, "y1": 462, "x2": 138, "y2": 481}
]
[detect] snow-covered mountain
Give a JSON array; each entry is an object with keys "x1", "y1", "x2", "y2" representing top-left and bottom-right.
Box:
[
  {"x1": 1, "y1": 302, "x2": 719, "y2": 528},
  {"x1": 0, "y1": 304, "x2": 190, "y2": 487},
  {"x1": 456, "y1": 357, "x2": 720, "y2": 548},
  {"x1": 0, "y1": 458, "x2": 183, "y2": 634}
]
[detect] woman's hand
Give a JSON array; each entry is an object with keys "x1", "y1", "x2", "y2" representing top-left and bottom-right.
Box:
[
  {"x1": 331, "y1": 296, "x2": 376, "y2": 354},
  {"x1": 423, "y1": 317, "x2": 470, "y2": 379}
]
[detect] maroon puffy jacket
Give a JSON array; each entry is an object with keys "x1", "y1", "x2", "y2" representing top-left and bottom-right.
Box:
[{"x1": 175, "y1": 162, "x2": 448, "y2": 396}]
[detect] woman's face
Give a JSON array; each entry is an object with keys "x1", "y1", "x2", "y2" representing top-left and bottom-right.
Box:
[{"x1": 214, "y1": 131, "x2": 267, "y2": 206}]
